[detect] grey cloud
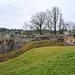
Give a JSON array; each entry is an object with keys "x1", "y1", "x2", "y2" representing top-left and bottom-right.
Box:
[{"x1": 0, "y1": 0, "x2": 75, "y2": 29}]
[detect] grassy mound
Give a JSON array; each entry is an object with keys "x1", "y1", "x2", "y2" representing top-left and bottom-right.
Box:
[
  {"x1": 0, "y1": 46, "x2": 75, "y2": 75},
  {"x1": 0, "y1": 40, "x2": 65, "y2": 62}
]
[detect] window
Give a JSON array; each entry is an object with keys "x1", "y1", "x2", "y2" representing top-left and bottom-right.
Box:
[
  {"x1": 73, "y1": 42, "x2": 75, "y2": 44},
  {"x1": 0, "y1": 42, "x2": 1, "y2": 44},
  {"x1": 6, "y1": 40, "x2": 8, "y2": 42},
  {"x1": 74, "y1": 35, "x2": 75, "y2": 39},
  {"x1": 70, "y1": 40, "x2": 72, "y2": 42}
]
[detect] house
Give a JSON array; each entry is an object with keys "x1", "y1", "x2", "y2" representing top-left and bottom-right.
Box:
[{"x1": 64, "y1": 33, "x2": 75, "y2": 45}]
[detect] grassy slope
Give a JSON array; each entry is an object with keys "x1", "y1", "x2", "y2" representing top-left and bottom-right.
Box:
[
  {"x1": 0, "y1": 40, "x2": 65, "y2": 62},
  {"x1": 0, "y1": 46, "x2": 75, "y2": 75}
]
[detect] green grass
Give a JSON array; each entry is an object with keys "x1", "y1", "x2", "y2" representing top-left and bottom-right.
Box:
[
  {"x1": 0, "y1": 40, "x2": 65, "y2": 62},
  {"x1": 0, "y1": 46, "x2": 75, "y2": 75}
]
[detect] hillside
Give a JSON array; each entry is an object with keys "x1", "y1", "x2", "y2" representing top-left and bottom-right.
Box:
[
  {"x1": 0, "y1": 40, "x2": 65, "y2": 62},
  {"x1": 0, "y1": 46, "x2": 75, "y2": 75}
]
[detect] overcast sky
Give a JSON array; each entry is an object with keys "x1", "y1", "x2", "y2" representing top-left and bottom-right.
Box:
[{"x1": 0, "y1": 0, "x2": 75, "y2": 29}]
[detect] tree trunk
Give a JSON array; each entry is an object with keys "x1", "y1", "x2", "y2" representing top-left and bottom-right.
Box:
[
  {"x1": 54, "y1": 22, "x2": 56, "y2": 35},
  {"x1": 39, "y1": 24, "x2": 42, "y2": 35}
]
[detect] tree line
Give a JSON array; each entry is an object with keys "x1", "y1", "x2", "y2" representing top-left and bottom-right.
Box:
[{"x1": 23, "y1": 7, "x2": 75, "y2": 35}]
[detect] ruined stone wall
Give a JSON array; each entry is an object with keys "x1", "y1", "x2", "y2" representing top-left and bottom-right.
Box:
[
  {"x1": 0, "y1": 35, "x2": 26, "y2": 54},
  {"x1": 0, "y1": 34, "x2": 65, "y2": 54},
  {"x1": 0, "y1": 36, "x2": 12, "y2": 53},
  {"x1": 64, "y1": 35, "x2": 75, "y2": 45}
]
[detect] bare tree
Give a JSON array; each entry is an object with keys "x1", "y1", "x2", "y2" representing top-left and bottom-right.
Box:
[
  {"x1": 59, "y1": 14, "x2": 66, "y2": 33},
  {"x1": 59, "y1": 13, "x2": 63, "y2": 31},
  {"x1": 30, "y1": 12, "x2": 46, "y2": 34},
  {"x1": 23, "y1": 22, "x2": 29, "y2": 30},
  {"x1": 45, "y1": 9, "x2": 53, "y2": 34},
  {"x1": 51, "y1": 7, "x2": 60, "y2": 35},
  {"x1": 62, "y1": 21, "x2": 73, "y2": 31},
  {"x1": 72, "y1": 22, "x2": 75, "y2": 32}
]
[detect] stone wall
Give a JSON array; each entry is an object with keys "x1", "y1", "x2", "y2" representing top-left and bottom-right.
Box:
[
  {"x1": 0, "y1": 34, "x2": 65, "y2": 54},
  {"x1": 0, "y1": 35, "x2": 26, "y2": 53},
  {"x1": 64, "y1": 34, "x2": 75, "y2": 45},
  {"x1": 0, "y1": 36, "x2": 12, "y2": 53}
]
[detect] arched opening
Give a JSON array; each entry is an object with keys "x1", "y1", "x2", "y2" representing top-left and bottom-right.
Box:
[
  {"x1": 0, "y1": 42, "x2": 1, "y2": 44},
  {"x1": 6, "y1": 40, "x2": 8, "y2": 42}
]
